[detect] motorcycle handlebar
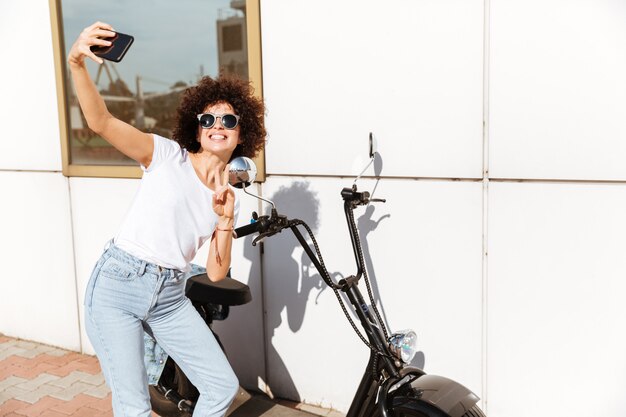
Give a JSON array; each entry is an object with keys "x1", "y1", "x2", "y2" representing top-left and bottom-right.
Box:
[{"x1": 233, "y1": 221, "x2": 262, "y2": 239}]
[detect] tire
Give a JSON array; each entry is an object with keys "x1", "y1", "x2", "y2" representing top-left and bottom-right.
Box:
[
  {"x1": 149, "y1": 385, "x2": 187, "y2": 417},
  {"x1": 461, "y1": 405, "x2": 486, "y2": 417},
  {"x1": 149, "y1": 357, "x2": 198, "y2": 417}
]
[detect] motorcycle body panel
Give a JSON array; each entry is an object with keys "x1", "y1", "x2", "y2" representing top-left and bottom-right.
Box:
[{"x1": 390, "y1": 374, "x2": 480, "y2": 417}]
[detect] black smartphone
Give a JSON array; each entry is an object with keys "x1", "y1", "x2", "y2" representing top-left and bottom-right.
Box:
[{"x1": 90, "y1": 32, "x2": 134, "y2": 62}]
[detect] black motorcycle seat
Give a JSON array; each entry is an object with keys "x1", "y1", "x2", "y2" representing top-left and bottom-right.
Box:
[{"x1": 185, "y1": 273, "x2": 252, "y2": 306}]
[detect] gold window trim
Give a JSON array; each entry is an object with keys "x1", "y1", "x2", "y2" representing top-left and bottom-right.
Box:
[{"x1": 49, "y1": 0, "x2": 265, "y2": 181}]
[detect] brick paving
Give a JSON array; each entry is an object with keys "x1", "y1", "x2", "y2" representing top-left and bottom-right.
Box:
[
  {"x1": 0, "y1": 334, "x2": 154, "y2": 417},
  {"x1": 0, "y1": 334, "x2": 343, "y2": 417}
]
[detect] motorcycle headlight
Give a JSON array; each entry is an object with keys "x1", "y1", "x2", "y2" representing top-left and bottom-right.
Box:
[{"x1": 388, "y1": 330, "x2": 417, "y2": 364}]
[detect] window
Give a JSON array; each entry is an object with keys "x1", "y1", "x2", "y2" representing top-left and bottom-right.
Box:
[
  {"x1": 222, "y1": 25, "x2": 244, "y2": 53},
  {"x1": 49, "y1": 0, "x2": 264, "y2": 179}
]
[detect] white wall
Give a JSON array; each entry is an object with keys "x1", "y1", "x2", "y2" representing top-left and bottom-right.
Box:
[
  {"x1": 0, "y1": 172, "x2": 78, "y2": 350},
  {"x1": 0, "y1": 0, "x2": 62, "y2": 171},
  {"x1": 489, "y1": 0, "x2": 626, "y2": 180},
  {"x1": 262, "y1": 0, "x2": 484, "y2": 179},
  {"x1": 0, "y1": 0, "x2": 79, "y2": 351},
  {"x1": 69, "y1": 178, "x2": 141, "y2": 355},
  {"x1": 2, "y1": 0, "x2": 626, "y2": 416},
  {"x1": 488, "y1": 182, "x2": 626, "y2": 417},
  {"x1": 484, "y1": 1, "x2": 626, "y2": 414}
]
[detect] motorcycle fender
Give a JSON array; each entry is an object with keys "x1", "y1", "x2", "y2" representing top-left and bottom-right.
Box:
[{"x1": 392, "y1": 374, "x2": 480, "y2": 417}]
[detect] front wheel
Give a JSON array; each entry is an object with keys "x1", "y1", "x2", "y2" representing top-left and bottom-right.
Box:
[{"x1": 460, "y1": 405, "x2": 486, "y2": 417}]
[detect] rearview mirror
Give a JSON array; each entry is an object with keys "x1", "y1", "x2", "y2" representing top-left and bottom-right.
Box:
[
  {"x1": 229, "y1": 157, "x2": 257, "y2": 189},
  {"x1": 369, "y1": 132, "x2": 378, "y2": 159}
]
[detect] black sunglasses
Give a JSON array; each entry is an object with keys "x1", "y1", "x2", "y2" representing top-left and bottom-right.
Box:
[{"x1": 197, "y1": 112, "x2": 240, "y2": 130}]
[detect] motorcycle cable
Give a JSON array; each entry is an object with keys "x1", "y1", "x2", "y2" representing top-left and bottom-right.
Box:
[
  {"x1": 289, "y1": 219, "x2": 395, "y2": 368},
  {"x1": 346, "y1": 205, "x2": 390, "y2": 343},
  {"x1": 345, "y1": 205, "x2": 395, "y2": 381}
]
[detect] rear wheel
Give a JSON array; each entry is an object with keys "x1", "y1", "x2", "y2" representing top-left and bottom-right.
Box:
[{"x1": 149, "y1": 357, "x2": 198, "y2": 417}]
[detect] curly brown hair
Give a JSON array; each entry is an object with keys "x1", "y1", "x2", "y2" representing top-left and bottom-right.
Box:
[{"x1": 172, "y1": 75, "x2": 266, "y2": 159}]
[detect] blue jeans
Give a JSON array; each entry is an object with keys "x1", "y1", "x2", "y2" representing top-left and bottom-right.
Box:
[{"x1": 84, "y1": 243, "x2": 238, "y2": 417}]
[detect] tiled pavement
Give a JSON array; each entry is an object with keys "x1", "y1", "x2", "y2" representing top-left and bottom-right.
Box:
[
  {"x1": 0, "y1": 335, "x2": 116, "y2": 417},
  {"x1": 0, "y1": 335, "x2": 343, "y2": 417}
]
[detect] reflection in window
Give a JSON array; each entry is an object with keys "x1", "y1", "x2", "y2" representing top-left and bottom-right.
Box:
[
  {"x1": 61, "y1": 0, "x2": 249, "y2": 166},
  {"x1": 222, "y1": 25, "x2": 243, "y2": 52}
]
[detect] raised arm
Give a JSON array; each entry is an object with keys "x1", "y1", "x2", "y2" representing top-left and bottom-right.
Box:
[{"x1": 67, "y1": 22, "x2": 153, "y2": 167}]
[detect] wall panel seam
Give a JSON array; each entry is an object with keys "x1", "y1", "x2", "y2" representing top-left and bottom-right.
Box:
[
  {"x1": 264, "y1": 174, "x2": 626, "y2": 185},
  {"x1": 0, "y1": 169, "x2": 63, "y2": 174},
  {"x1": 482, "y1": 0, "x2": 491, "y2": 411},
  {"x1": 66, "y1": 179, "x2": 83, "y2": 352}
]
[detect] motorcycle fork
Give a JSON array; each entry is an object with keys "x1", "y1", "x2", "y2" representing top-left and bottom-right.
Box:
[
  {"x1": 342, "y1": 279, "x2": 399, "y2": 417},
  {"x1": 346, "y1": 350, "x2": 384, "y2": 417}
]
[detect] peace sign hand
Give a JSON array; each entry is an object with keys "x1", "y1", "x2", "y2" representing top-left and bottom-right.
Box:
[{"x1": 212, "y1": 164, "x2": 235, "y2": 222}]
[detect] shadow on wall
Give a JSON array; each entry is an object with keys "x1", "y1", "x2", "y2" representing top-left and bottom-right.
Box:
[
  {"x1": 238, "y1": 149, "x2": 424, "y2": 402},
  {"x1": 257, "y1": 181, "x2": 326, "y2": 402},
  {"x1": 356, "y1": 152, "x2": 425, "y2": 369},
  {"x1": 355, "y1": 195, "x2": 425, "y2": 369}
]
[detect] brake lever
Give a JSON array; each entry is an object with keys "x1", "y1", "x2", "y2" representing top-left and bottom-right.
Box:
[
  {"x1": 251, "y1": 228, "x2": 283, "y2": 246},
  {"x1": 252, "y1": 231, "x2": 270, "y2": 246}
]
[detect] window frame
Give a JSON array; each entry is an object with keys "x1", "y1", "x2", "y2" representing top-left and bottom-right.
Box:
[{"x1": 48, "y1": 0, "x2": 265, "y2": 181}]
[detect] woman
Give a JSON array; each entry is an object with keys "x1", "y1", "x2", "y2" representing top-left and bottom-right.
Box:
[{"x1": 68, "y1": 22, "x2": 266, "y2": 417}]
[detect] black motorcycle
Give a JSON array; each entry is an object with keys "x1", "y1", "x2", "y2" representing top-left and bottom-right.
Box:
[{"x1": 227, "y1": 134, "x2": 486, "y2": 417}]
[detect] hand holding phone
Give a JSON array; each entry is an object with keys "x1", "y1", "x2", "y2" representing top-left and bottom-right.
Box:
[{"x1": 90, "y1": 31, "x2": 134, "y2": 62}]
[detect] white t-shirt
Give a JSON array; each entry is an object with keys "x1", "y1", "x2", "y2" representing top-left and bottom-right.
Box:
[{"x1": 114, "y1": 134, "x2": 239, "y2": 272}]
